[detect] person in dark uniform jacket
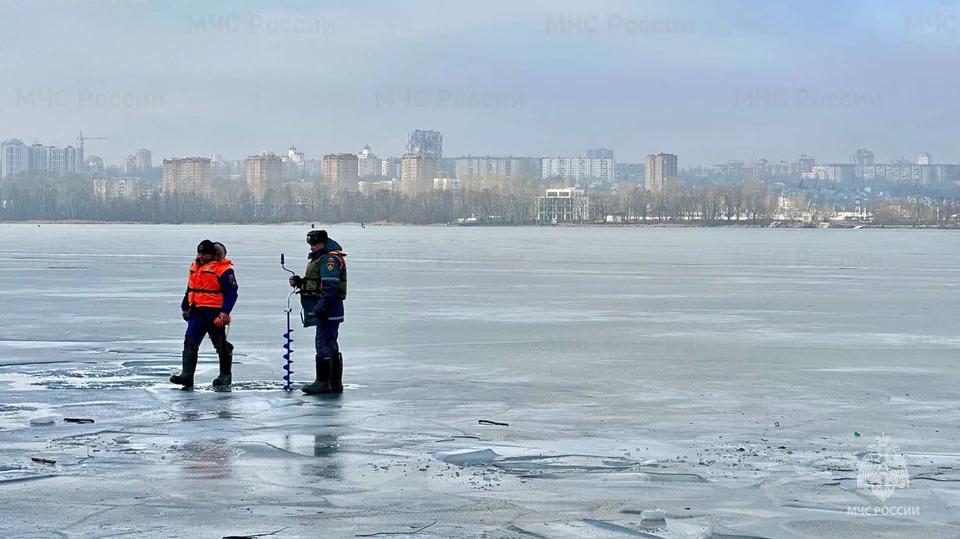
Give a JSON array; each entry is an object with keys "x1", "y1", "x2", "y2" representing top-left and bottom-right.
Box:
[{"x1": 289, "y1": 230, "x2": 347, "y2": 394}]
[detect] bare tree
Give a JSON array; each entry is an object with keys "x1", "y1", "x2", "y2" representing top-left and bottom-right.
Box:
[{"x1": 723, "y1": 184, "x2": 744, "y2": 221}]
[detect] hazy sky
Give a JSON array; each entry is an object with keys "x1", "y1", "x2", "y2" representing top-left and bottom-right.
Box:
[{"x1": 1, "y1": 0, "x2": 957, "y2": 167}]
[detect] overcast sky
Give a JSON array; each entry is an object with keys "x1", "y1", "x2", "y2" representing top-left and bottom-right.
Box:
[{"x1": 1, "y1": 0, "x2": 957, "y2": 166}]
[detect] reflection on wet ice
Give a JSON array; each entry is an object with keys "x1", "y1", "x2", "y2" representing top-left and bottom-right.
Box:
[
  {"x1": 302, "y1": 433, "x2": 342, "y2": 480},
  {"x1": 174, "y1": 439, "x2": 234, "y2": 479}
]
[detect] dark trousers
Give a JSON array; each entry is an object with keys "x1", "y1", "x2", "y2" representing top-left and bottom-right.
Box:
[
  {"x1": 185, "y1": 308, "x2": 232, "y2": 357},
  {"x1": 315, "y1": 321, "x2": 340, "y2": 359}
]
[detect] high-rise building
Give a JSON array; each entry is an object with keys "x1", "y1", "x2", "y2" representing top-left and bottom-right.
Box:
[
  {"x1": 401, "y1": 153, "x2": 437, "y2": 196},
  {"x1": 30, "y1": 144, "x2": 50, "y2": 172},
  {"x1": 246, "y1": 152, "x2": 283, "y2": 202},
  {"x1": 210, "y1": 154, "x2": 232, "y2": 178},
  {"x1": 454, "y1": 156, "x2": 542, "y2": 180},
  {"x1": 541, "y1": 157, "x2": 615, "y2": 184},
  {"x1": 615, "y1": 163, "x2": 644, "y2": 183},
  {"x1": 748, "y1": 158, "x2": 791, "y2": 179},
  {"x1": 437, "y1": 157, "x2": 457, "y2": 176},
  {"x1": 2, "y1": 139, "x2": 81, "y2": 177},
  {"x1": 85, "y1": 155, "x2": 105, "y2": 176},
  {"x1": 66, "y1": 147, "x2": 81, "y2": 174},
  {"x1": 303, "y1": 159, "x2": 322, "y2": 180},
  {"x1": 281, "y1": 158, "x2": 299, "y2": 180},
  {"x1": 49, "y1": 146, "x2": 80, "y2": 176},
  {"x1": 850, "y1": 149, "x2": 875, "y2": 166},
  {"x1": 1, "y1": 139, "x2": 29, "y2": 178},
  {"x1": 162, "y1": 157, "x2": 212, "y2": 197},
  {"x1": 795, "y1": 154, "x2": 815, "y2": 175},
  {"x1": 357, "y1": 145, "x2": 380, "y2": 178},
  {"x1": 645, "y1": 153, "x2": 678, "y2": 191},
  {"x1": 918, "y1": 153, "x2": 932, "y2": 165},
  {"x1": 381, "y1": 157, "x2": 402, "y2": 180},
  {"x1": 286, "y1": 147, "x2": 303, "y2": 164},
  {"x1": 406, "y1": 129, "x2": 443, "y2": 160},
  {"x1": 811, "y1": 164, "x2": 856, "y2": 183},
  {"x1": 136, "y1": 149, "x2": 152, "y2": 171},
  {"x1": 322, "y1": 153, "x2": 360, "y2": 192},
  {"x1": 125, "y1": 155, "x2": 139, "y2": 176},
  {"x1": 854, "y1": 163, "x2": 959, "y2": 185},
  {"x1": 279, "y1": 146, "x2": 305, "y2": 180},
  {"x1": 713, "y1": 160, "x2": 746, "y2": 178},
  {"x1": 587, "y1": 148, "x2": 615, "y2": 160}
]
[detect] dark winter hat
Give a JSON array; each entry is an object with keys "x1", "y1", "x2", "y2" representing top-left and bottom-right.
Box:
[
  {"x1": 197, "y1": 239, "x2": 217, "y2": 255},
  {"x1": 213, "y1": 242, "x2": 227, "y2": 256},
  {"x1": 306, "y1": 229, "x2": 328, "y2": 245}
]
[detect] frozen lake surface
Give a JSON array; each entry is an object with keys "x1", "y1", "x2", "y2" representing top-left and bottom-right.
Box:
[{"x1": 1, "y1": 224, "x2": 959, "y2": 538}]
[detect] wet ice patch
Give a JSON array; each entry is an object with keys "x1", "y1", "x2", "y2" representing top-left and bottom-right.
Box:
[
  {"x1": 39, "y1": 364, "x2": 173, "y2": 379},
  {"x1": 0, "y1": 362, "x2": 174, "y2": 391},
  {"x1": 38, "y1": 379, "x2": 156, "y2": 390},
  {"x1": 226, "y1": 380, "x2": 288, "y2": 391},
  {"x1": 493, "y1": 454, "x2": 641, "y2": 478}
]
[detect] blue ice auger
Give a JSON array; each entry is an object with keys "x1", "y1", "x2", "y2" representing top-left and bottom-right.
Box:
[{"x1": 280, "y1": 254, "x2": 296, "y2": 391}]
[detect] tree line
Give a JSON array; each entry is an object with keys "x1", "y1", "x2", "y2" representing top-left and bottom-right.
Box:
[
  {"x1": 0, "y1": 173, "x2": 541, "y2": 224},
  {"x1": 1, "y1": 173, "x2": 957, "y2": 226}
]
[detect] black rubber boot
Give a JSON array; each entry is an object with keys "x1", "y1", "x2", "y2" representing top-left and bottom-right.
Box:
[
  {"x1": 171, "y1": 338, "x2": 199, "y2": 388},
  {"x1": 330, "y1": 352, "x2": 344, "y2": 394},
  {"x1": 212, "y1": 342, "x2": 233, "y2": 386},
  {"x1": 302, "y1": 355, "x2": 333, "y2": 395}
]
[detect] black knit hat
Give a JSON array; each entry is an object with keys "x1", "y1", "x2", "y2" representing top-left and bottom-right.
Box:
[{"x1": 197, "y1": 239, "x2": 216, "y2": 255}]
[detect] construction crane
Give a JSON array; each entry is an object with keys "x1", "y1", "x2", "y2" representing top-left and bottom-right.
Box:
[{"x1": 76, "y1": 130, "x2": 107, "y2": 155}]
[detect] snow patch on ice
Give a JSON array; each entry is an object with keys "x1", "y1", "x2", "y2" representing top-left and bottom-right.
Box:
[{"x1": 436, "y1": 448, "x2": 499, "y2": 465}]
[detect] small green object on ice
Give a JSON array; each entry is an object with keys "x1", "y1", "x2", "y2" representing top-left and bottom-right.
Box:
[{"x1": 854, "y1": 431, "x2": 861, "y2": 437}]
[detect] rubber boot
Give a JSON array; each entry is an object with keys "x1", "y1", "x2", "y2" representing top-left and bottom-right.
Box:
[
  {"x1": 212, "y1": 342, "x2": 234, "y2": 386},
  {"x1": 170, "y1": 338, "x2": 199, "y2": 388},
  {"x1": 330, "y1": 352, "x2": 344, "y2": 394},
  {"x1": 302, "y1": 355, "x2": 333, "y2": 395}
]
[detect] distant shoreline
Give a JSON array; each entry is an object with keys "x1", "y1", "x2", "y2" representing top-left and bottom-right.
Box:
[{"x1": 2, "y1": 220, "x2": 957, "y2": 230}]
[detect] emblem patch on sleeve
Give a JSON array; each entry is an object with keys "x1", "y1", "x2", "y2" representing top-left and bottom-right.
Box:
[
  {"x1": 326, "y1": 260, "x2": 336, "y2": 272},
  {"x1": 229, "y1": 275, "x2": 238, "y2": 288}
]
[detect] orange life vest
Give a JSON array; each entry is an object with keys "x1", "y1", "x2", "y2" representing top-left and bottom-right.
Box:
[{"x1": 187, "y1": 259, "x2": 232, "y2": 308}]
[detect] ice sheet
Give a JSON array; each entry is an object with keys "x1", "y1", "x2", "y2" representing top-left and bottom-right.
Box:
[{"x1": 1, "y1": 224, "x2": 959, "y2": 538}]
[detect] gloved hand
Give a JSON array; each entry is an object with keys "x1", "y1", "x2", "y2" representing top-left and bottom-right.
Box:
[
  {"x1": 289, "y1": 275, "x2": 303, "y2": 288},
  {"x1": 214, "y1": 313, "x2": 232, "y2": 327},
  {"x1": 182, "y1": 311, "x2": 189, "y2": 322}
]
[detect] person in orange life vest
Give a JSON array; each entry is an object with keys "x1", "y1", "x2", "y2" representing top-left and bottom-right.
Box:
[
  {"x1": 170, "y1": 239, "x2": 238, "y2": 388},
  {"x1": 288, "y1": 229, "x2": 346, "y2": 395}
]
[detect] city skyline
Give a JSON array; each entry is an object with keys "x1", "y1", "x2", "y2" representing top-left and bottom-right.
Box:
[
  {"x1": 1, "y1": 0, "x2": 958, "y2": 167},
  {"x1": 2, "y1": 133, "x2": 952, "y2": 174}
]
